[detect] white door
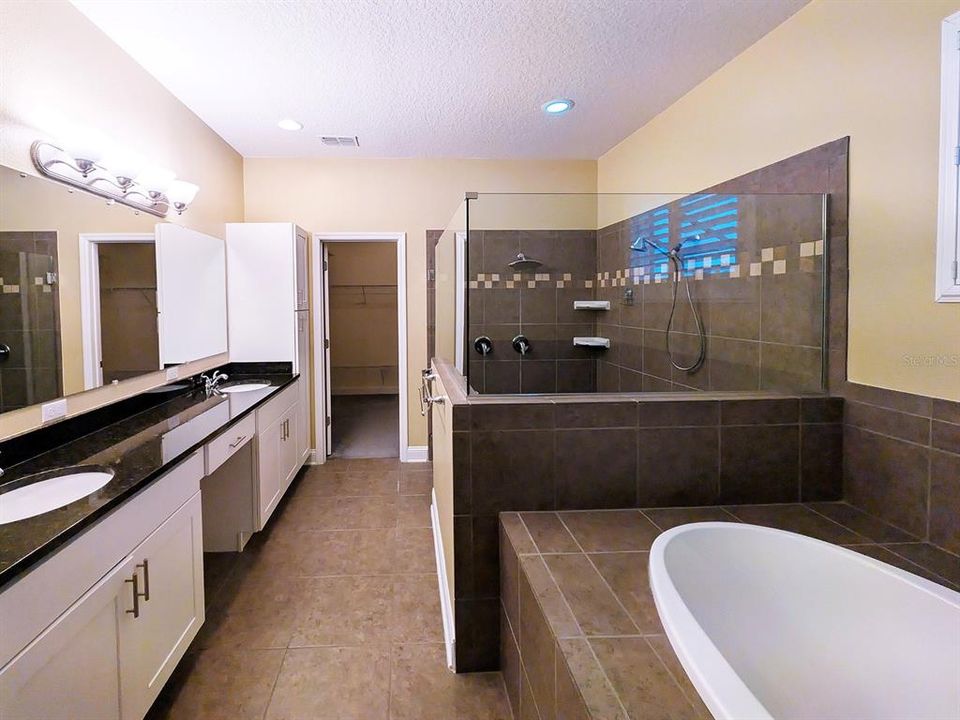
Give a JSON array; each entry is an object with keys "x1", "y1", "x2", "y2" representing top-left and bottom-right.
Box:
[
  {"x1": 0, "y1": 564, "x2": 127, "y2": 720},
  {"x1": 321, "y1": 244, "x2": 332, "y2": 455},
  {"x1": 296, "y1": 312, "x2": 311, "y2": 463},
  {"x1": 118, "y1": 492, "x2": 204, "y2": 720}
]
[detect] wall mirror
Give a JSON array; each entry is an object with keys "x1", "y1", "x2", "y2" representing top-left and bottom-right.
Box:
[{"x1": 0, "y1": 164, "x2": 227, "y2": 415}]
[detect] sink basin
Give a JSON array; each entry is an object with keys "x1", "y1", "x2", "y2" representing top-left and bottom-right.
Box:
[
  {"x1": 0, "y1": 466, "x2": 115, "y2": 524},
  {"x1": 218, "y1": 382, "x2": 270, "y2": 394}
]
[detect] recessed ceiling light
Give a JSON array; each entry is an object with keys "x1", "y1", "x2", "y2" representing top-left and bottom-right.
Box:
[
  {"x1": 278, "y1": 118, "x2": 303, "y2": 131},
  {"x1": 542, "y1": 99, "x2": 574, "y2": 115}
]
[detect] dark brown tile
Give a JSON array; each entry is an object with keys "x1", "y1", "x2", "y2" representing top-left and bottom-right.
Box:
[
  {"x1": 473, "y1": 515, "x2": 500, "y2": 597},
  {"x1": 484, "y1": 289, "x2": 520, "y2": 324},
  {"x1": 641, "y1": 506, "x2": 739, "y2": 530},
  {"x1": 556, "y1": 429, "x2": 637, "y2": 509},
  {"x1": 638, "y1": 400, "x2": 719, "y2": 427},
  {"x1": 543, "y1": 554, "x2": 637, "y2": 636},
  {"x1": 519, "y1": 666, "x2": 542, "y2": 720},
  {"x1": 470, "y1": 402, "x2": 555, "y2": 430},
  {"x1": 453, "y1": 432, "x2": 471, "y2": 515},
  {"x1": 554, "y1": 401, "x2": 637, "y2": 428},
  {"x1": 760, "y1": 271, "x2": 823, "y2": 347},
  {"x1": 759, "y1": 344, "x2": 822, "y2": 393},
  {"x1": 501, "y1": 520, "x2": 522, "y2": 633},
  {"x1": 455, "y1": 598, "x2": 500, "y2": 672},
  {"x1": 454, "y1": 516, "x2": 474, "y2": 599},
  {"x1": 520, "y1": 555, "x2": 581, "y2": 638},
  {"x1": 522, "y1": 287, "x2": 558, "y2": 324},
  {"x1": 501, "y1": 607, "x2": 521, "y2": 718},
  {"x1": 502, "y1": 512, "x2": 537, "y2": 554},
  {"x1": 556, "y1": 360, "x2": 596, "y2": 393},
  {"x1": 801, "y1": 397, "x2": 843, "y2": 423},
  {"x1": 851, "y1": 545, "x2": 956, "y2": 588},
  {"x1": 707, "y1": 337, "x2": 760, "y2": 391},
  {"x1": 645, "y1": 635, "x2": 712, "y2": 719},
  {"x1": 844, "y1": 426, "x2": 929, "y2": 538},
  {"x1": 930, "y1": 450, "x2": 960, "y2": 554},
  {"x1": 482, "y1": 361, "x2": 521, "y2": 394},
  {"x1": 471, "y1": 430, "x2": 555, "y2": 514},
  {"x1": 719, "y1": 425, "x2": 800, "y2": 503},
  {"x1": 721, "y1": 398, "x2": 799, "y2": 425},
  {"x1": 637, "y1": 427, "x2": 720, "y2": 506},
  {"x1": 521, "y1": 360, "x2": 558, "y2": 394},
  {"x1": 589, "y1": 552, "x2": 663, "y2": 634},
  {"x1": 883, "y1": 543, "x2": 960, "y2": 588},
  {"x1": 519, "y1": 565, "x2": 557, "y2": 720},
  {"x1": 724, "y1": 504, "x2": 868, "y2": 544},
  {"x1": 520, "y1": 512, "x2": 580, "y2": 553},
  {"x1": 800, "y1": 423, "x2": 843, "y2": 501},
  {"x1": 844, "y1": 383, "x2": 933, "y2": 417},
  {"x1": 933, "y1": 398, "x2": 960, "y2": 424},
  {"x1": 556, "y1": 639, "x2": 625, "y2": 720},
  {"x1": 589, "y1": 637, "x2": 700, "y2": 720},
  {"x1": 845, "y1": 401, "x2": 930, "y2": 446},
  {"x1": 559, "y1": 510, "x2": 660, "y2": 551},
  {"x1": 932, "y1": 420, "x2": 960, "y2": 454},
  {"x1": 804, "y1": 502, "x2": 915, "y2": 543}
]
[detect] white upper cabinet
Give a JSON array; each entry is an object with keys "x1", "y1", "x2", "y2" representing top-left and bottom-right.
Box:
[{"x1": 155, "y1": 223, "x2": 228, "y2": 364}]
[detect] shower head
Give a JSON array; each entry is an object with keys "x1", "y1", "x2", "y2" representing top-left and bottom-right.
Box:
[
  {"x1": 508, "y1": 252, "x2": 543, "y2": 271},
  {"x1": 631, "y1": 236, "x2": 672, "y2": 258}
]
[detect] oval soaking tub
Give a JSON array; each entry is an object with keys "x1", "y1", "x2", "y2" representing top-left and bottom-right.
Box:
[{"x1": 649, "y1": 522, "x2": 960, "y2": 720}]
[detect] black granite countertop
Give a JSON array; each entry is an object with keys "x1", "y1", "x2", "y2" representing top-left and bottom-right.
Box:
[{"x1": 0, "y1": 370, "x2": 297, "y2": 589}]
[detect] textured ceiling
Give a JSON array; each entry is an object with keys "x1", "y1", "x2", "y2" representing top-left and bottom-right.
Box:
[{"x1": 70, "y1": 0, "x2": 809, "y2": 159}]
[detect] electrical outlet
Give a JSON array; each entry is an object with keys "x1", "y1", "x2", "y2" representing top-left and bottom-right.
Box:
[
  {"x1": 41, "y1": 398, "x2": 67, "y2": 423},
  {"x1": 166, "y1": 367, "x2": 179, "y2": 380}
]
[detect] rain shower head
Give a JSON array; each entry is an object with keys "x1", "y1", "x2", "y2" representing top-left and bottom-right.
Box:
[{"x1": 508, "y1": 252, "x2": 543, "y2": 271}]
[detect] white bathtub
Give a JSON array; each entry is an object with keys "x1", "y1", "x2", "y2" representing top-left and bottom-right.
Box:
[{"x1": 649, "y1": 522, "x2": 960, "y2": 720}]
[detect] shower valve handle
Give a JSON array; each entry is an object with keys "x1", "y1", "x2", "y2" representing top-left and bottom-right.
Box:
[{"x1": 512, "y1": 335, "x2": 531, "y2": 355}]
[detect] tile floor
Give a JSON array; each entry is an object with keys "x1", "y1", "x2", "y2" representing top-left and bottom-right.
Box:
[
  {"x1": 331, "y1": 395, "x2": 401, "y2": 458},
  {"x1": 148, "y1": 458, "x2": 511, "y2": 720}
]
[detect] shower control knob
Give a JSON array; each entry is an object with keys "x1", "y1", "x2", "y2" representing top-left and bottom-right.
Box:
[
  {"x1": 474, "y1": 336, "x2": 493, "y2": 355},
  {"x1": 0, "y1": 344, "x2": 9, "y2": 362},
  {"x1": 512, "y1": 335, "x2": 531, "y2": 355}
]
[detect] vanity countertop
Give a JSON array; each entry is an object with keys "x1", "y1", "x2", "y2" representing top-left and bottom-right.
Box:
[{"x1": 0, "y1": 372, "x2": 297, "y2": 589}]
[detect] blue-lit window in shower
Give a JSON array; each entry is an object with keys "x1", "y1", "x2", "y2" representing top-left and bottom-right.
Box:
[
  {"x1": 677, "y1": 194, "x2": 739, "y2": 276},
  {"x1": 627, "y1": 206, "x2": 670, "y2": 269}
]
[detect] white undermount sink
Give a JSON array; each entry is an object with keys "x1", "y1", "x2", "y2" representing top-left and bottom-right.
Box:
[
  {"x1": 218, "y1": 382, "x2": 270, "y2": 394},
  {"x1": 0, "y1": 467, "x2": 115, "y2": 524}
]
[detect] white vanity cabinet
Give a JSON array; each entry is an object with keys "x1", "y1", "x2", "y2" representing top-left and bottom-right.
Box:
[
  {"x1": 255, "y1": 382, "x2": 301, "y2": 529},
  {"x1": 0, "y1": 454, "x2": 205, "y2": 720}
]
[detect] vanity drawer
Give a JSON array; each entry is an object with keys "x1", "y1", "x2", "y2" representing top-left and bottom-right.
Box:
[{"x1": 205, "y1": 414, "x2": 256, "y2": 474}]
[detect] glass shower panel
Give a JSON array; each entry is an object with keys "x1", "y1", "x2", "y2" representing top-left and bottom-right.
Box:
[
  {"x1": 432, "y1": 201, "x2": 466, "y2": 373},
  {"x1": 465, "y1": 192, "x2": 827, "y2": 396}
]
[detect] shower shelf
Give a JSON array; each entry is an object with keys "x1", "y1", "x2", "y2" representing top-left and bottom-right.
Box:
[
  {"x1": 573, "y1": 300, "x2": 610, "y2": 310},
  {"x1": 573, "y1": 336, "x2": 611, "y2": 349}
]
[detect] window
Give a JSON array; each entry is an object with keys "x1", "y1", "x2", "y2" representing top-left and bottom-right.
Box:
[{"x1": 936, "y1": 11, "x2": 960, "y2": 302}]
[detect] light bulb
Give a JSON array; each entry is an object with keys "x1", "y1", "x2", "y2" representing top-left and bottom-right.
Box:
[
  {"x1": 134, "y1": 167, "x2": 176, "y2": 194},
  {"x1": 166, "y1": 180, "x2": 199, "y2": 205}
]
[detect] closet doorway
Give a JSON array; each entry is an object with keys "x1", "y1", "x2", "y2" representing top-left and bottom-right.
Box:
[{"x1": 313, "y1": 233, "x2": 408, "y2": 460}]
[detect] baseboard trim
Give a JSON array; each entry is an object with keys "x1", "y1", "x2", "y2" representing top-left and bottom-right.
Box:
[
  {"x1": 431, "y1": 489, "x2": 456, "y2": 671},
  {"x1": 404, "y1": 445, "x2": 429, "y2": 463}
]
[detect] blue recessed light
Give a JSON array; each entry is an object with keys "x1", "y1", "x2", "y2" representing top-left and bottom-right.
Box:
[{"x1": 542, "y1": 99, "x2": 574, "y2": 115}]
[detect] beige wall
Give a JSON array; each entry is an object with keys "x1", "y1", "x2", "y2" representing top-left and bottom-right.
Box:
[
  {"x1": 0, "y1": 0, "x2": 243, "y2": 439},
  {"x1": 243, "y1": 158, "x2": 597, "y2": 446},
  {"x1": 598, "y1": 0, "x2": 960, "y2": 401}
]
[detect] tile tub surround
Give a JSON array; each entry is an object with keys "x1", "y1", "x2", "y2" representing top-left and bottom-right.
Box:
[
  {"x1": 499, "y1": 504, "x2": 957, "y2": 720},
  {"x1": 148, "y1": 458, "x2": 513, "y2": 720},
  {"x1": 842, "y1": 382, "x2": 960, "y2": 555}
]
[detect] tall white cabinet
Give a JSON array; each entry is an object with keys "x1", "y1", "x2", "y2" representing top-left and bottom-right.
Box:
[{"x1": 226, "y1": 222, "x2": 312, "y2": 467}]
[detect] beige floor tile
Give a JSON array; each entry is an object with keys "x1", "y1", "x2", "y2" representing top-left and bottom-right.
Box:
[
  {"x1": 390, "y1": 643, "x2": 511, "y2": 720},
  {"x1": 288, "y1": 576, "x2": 394, "y2": 647},
  {"x1": 391, "y1": 574, "x2": 444, "y2": 642},
  {"x1": 298, "y1": 471, "x2": 400, "y2": 497},
  {"x1": 394, "y1": 528, "x2": 439, "y2": 573},
  {"x1": 297, "y1": 528, "x2": 399, "y2": 576},
  {"x1": 397, "y1": 494, "x2": 432, "y2": 528},
  {"x1": 149, "y1": 647, "x2": 283, "y2": 720},
  {"x1": 276, "y1": 495, "x2": 399, "y2": 531},
  {"x1": 265, "y1": 646, "x2": 391, "y2": 720},
  {"x1": 399, "y1": 471, "x2": 433, "y2": 495}
]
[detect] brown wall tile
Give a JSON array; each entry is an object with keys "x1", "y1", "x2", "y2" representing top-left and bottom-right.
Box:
[
  {"x1": 637, "y1": 427, "x2": 720, "y2": 506},
  {"x1": 720, "y1": 425, "x2": 800, "y2": 503},
  {"x1": 929, "y1": 449, "x2": 960, "y2": 554},
  {"x1": 555, "y1": 429, "x2": 637, "y2": 509}
]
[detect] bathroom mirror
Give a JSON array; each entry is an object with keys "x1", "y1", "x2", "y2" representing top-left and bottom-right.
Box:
[{"x1": 0, "y1": 164, "x2": 228, "y2": 415}]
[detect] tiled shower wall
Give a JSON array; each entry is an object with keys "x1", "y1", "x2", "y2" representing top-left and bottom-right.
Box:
[
  {"x1": 467, "y1": 230, "x2": 598, "y2": 393},
  {"x1": 0, "y1": 231, "x2": 62, "y2": 412}
]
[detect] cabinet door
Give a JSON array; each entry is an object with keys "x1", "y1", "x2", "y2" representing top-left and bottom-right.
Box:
[
  {"x1": 0, "y1": 563, "x2": 127, "y2": 720},
  {"x1": 280, "y1": 405, "x2": 300, "y2": 493},
  {"x1": 296, "y1": 314, "x2": 311, "y2": 463},
  {"x1": 256, "y1": 413, "x2": 285, "y2": 528},
  {"x1": 295, "y1": 229, "x2": 309, "y2": 311},
  {"x1": 118, "y1": 492, "x2": 204, "y2": 720}
]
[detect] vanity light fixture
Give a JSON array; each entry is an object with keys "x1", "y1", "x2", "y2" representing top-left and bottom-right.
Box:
[
  {"x1": 542, "y1": 98, "x2": 575, "y2": 115},
  {"x1": 278, "y1": 118, "x2": 303, "y2": 131},
  {"x1": 30, "y1": 140, "x2": 199, "y2": 218}
]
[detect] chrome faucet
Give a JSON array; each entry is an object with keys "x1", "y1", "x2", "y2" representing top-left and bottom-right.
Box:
[{"x1": 200, "y1": 371, "x2": 229, "y2": 394}]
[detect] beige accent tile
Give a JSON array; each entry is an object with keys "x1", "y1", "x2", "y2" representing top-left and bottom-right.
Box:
[
  {"x1": 585, "y1": 280, "x2": 593, "y2": 288},
  {"x1": 265, "y1": 646, "x2": 391, "y2": 719},
  {"x1": 158, "y1": 647, "x2": 284, "y2": 720},
  {"x1": 800, "y1": 241, "x2": 815, "y2": 257},
  {"x1": 390, "y1": 643, "x2": 511, "y2": 719},
  {"x1": 514, "y1": 273, "x2": 522, "y2": 281},
  {"x1": 773, "y1": 259, "x2": 787, "y2": 275},
  {"x1": 477, "y1": 273, "x2": 487, "y2": 281},
  {"x1": 528, "y1": 281, "x2": 537, "y2": 289},
  {"x1": 556, "y1": 280, "x2": 565, "y2": 288},
  {"x1": 563, "y1": 273, "x2": 572, "y2": 281},
  {"x1": 729, "y1": 264, "x2": 740, "y2": 278},
  {"x1": 749, "y1": 262, "x2": 762, "y2": 276},
  {"x1": 484, "y1": 281, "x2": 493, "y2": 288},
  {"x1": 761, "y1": 247, "x2": 774, "y2": 262},
  {"x1": 468, "y1": 281, "x2": 478, "y2": 289},
  {"x1": 492, "y1": 273, "x2": 501, "y2": 281},
  {"x1": 815, "y1": 239, "x2": 824, "y2": 255},
  {"x1": 506, "y1": 280, "x2": 515, "y2": 288}
]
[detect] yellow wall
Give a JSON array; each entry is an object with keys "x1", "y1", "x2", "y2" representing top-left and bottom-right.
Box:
[
  {"x1": 243, "y1": 158, "x2": 597, "y2": 446},
  {"x1": 0, "y1": 0, "x2": 244, "y2": 439},
  {"x1": 598, "y1": 0, "x2": 960, "y2": 401}
]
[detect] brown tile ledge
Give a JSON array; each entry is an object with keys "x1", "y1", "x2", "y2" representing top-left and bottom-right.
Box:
[{"x1": 499, "y1": 503, "x2": 959, "y2": 719}]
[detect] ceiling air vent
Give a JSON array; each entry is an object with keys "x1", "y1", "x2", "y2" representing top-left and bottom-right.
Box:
[{"x1": 320, "y1": 136, "x2": 359, "y2": 147}]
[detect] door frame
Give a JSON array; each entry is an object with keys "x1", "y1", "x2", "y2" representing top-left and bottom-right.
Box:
[
  {"x1": 311, "y1": 232, "x2": 413, "y2": 462},
  {"x1": 78, "y1": 232, "x2": 156, "y2": 390}
]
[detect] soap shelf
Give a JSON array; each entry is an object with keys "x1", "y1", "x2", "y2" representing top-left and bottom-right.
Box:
[
  {"x1": 573, "y1": 300, "x2": 610, "y2": 310},
  {"x1": 573, "y1": 336, "x2": 611, "y2": 349}
]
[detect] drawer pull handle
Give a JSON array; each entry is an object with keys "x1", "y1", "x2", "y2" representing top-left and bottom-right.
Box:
[
  {"x1": 137, "y1": 559, "x2": 150, "y2": 601},
  {"x1": 229, "y1": 434, "x2": 248, "y2": 449},
  {"x1": 125, "y1": 573, "x2": 141, "y2": 618}
]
